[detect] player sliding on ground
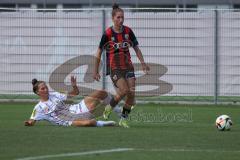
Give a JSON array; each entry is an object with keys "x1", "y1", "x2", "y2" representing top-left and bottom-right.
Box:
[{"x1": 24, "y1": 76, "x2": 117, "y2": 127}]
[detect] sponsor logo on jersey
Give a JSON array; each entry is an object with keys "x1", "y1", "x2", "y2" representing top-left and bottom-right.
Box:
[{"x1": 113, "y1": 75, "x2": 118, "y2": 81}]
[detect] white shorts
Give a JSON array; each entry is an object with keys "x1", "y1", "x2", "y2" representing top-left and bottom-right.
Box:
[
  {"x1": 69, "y1": 99, "x2": 89, "y2": 114},
  {"x1": 48, "y1": 113, "x2": 73, "y2": 127},
  {"x1": 48, "y1": 100, "x2": 92, "y2": 126}
]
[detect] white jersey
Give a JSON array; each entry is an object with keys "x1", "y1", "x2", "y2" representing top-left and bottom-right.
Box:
[{"x1": 30, "y1": 92, "x2": 92, "y2": 126}]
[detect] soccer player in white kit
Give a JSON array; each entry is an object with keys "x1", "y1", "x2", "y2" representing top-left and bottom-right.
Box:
[{"x1": 24, "y1": 76, "x2": 116, "y2": 127}]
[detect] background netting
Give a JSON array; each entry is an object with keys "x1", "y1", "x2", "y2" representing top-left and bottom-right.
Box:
[{"x1": 0, "y1": 8, "x2": 240, "y2": 104}]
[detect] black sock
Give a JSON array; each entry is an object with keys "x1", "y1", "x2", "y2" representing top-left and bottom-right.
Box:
[
  {"x1": 110, "y1": 97, "x2": 118, "y2": 108},
  {"x1": 121, "y1": 107, "x2": 131, "y2": 118}
]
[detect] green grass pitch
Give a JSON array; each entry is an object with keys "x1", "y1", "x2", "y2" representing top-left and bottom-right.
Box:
[{"x1": 0, "y1": 103, "x2": 240, "y2": 160}]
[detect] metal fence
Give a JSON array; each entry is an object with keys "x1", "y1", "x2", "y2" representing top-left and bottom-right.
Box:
[{"x1": 0, "y1": 8, "x2": 240, "y2": 104}]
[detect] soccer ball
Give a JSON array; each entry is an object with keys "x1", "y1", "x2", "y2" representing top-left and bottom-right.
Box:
[{"x1": 215, "y1": 115, "x2": 233, "y2": 131}]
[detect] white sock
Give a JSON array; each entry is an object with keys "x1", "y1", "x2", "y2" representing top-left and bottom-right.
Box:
[
  {"x1": 113, "y1": 104, "x2": 122, "y2": 117},
  {"x1": 96, "y1": 120, "x2": 116, "y2": 127},
  {"x1": 96, "y1": 121, "x2": 104, "y2": 127}
]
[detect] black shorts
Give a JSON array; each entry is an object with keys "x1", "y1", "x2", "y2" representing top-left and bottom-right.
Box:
[{"x1": 110, "y1": 69, "x2": 135, "y2": 87}]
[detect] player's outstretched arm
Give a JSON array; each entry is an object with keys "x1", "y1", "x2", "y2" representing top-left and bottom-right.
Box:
[
  {"x1": 134, "y1": 46, "x2": 150, "y2": 73},
  {"x1": 24, "y1": 119, "x2": 36, "y2": 126},
  {"x1": 93, "y1": 48, "x2": 102, "y2": 81}
]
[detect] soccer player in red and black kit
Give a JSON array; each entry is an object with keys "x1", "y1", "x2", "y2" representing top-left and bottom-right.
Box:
[{"x1": 93, "y1": 4, "x2": 150, "y2": 128}]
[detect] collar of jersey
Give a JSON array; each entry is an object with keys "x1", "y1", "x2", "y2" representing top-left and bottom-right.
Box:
[{"x1": 111, "y1": 25, "x2": 124, "y2": 34}]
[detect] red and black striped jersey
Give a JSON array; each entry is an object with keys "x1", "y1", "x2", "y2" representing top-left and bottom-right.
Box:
[{"x1": 99, "y1": 25, "x2": 139, "y2": 72}]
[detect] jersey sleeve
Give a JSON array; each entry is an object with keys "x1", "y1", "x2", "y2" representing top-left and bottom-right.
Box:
[
  {"x1": 30, "y1": 106, "x2": 42, "y2": 121},
  {"x1": 52, "y1": 92, "x2": 67, "y2": 101},
  {"x1": 129, "y1": 28, "x2": 139, "y2": 47},
  {"x1": 99, "y1": 33, "x2": 108, "y2": 49}
]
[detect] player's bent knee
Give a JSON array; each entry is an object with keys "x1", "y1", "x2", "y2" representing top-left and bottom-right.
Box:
[
  {"x1": 126, "y1": 92, "x2": 135, "y2": 101},
  {"x1": 127, "y1": 91, "x2": 135, "y2": 97},
  {"x1": 120, "y1": 88, "x2": 131, "y2": 96}
]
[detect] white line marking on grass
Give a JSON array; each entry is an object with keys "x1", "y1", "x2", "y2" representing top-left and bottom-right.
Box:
[
  {"x1": 136, "y1": 148, "x2": 240, "y2": 153},
  {"x1": 16, "y1": 147, "x2": 240, "y2": 160},
  {"x1": 15, "y1": 148, "x2": 134, "y2": 160}
]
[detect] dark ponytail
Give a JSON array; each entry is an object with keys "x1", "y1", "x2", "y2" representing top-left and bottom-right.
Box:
[
  {"x1": 112, "y1": 3, "x2": 123, "y2": 17},
  {"x1": 32, "y1": 78, "x2": 38, "y2": 86},
  {"x1": 112, "y1": 3, "x2": 119, "y2": 10},
  {"x1": 32, "y1": 79, "x2": 45, "y2": 94}
]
